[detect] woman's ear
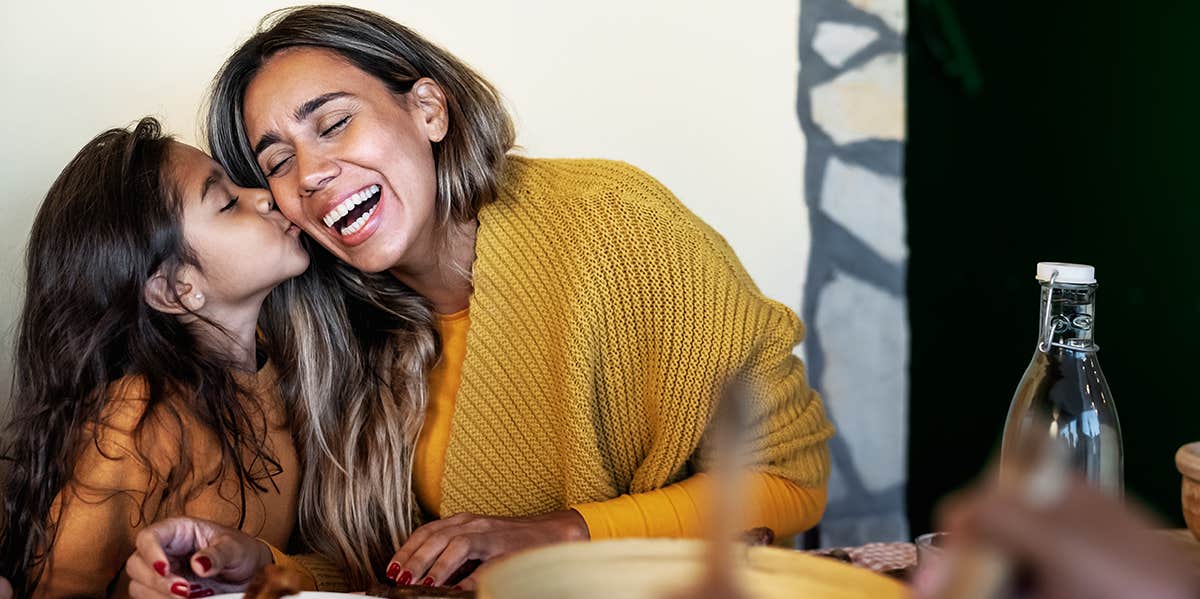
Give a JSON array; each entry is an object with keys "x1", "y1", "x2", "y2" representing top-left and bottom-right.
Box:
[
  {"x1": 144, "y1": 271, "x2": 205, "y2": 315},
  {"x1": 410, "y1": 77, "x2": 449, "y2": 143}
]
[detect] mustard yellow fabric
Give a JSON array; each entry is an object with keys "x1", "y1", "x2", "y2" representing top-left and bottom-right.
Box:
[
  {"x1": 419, "y1": 309, "x2": 827, "y2": 539},
  {"x1": 38, "y1": 363, "x2": 299, "y2": 599},
  {"x1": 414, "y1": 308, "x2": 470, "y2": 516},
  {"x1": 572, "y1": 473, "x2": 827, "y2": 540},
  {"x1": 290, "y1": 156, "x2": 835, "y2": 591},
  {"x1": 439, "y1": 156, "x2": 833, "y2": 518}
]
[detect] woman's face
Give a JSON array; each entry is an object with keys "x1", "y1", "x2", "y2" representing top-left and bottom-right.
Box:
[
  {"x1": 243, "y1": 47, "x2": 448, "y2": 274},
  {"x1": 170, "y1": 143, "x2": 309, "y2": 306}
]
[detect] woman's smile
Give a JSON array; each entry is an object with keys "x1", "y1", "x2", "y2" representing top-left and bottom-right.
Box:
[{"x1": 316, "y1": 182, "x2": 388, "y2": 246}]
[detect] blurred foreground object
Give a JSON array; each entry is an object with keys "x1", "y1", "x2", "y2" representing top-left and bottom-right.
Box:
[
  {"x1": 1174, "y1": 442, "x2": 1200, "y2": 542},
  {"x1": 474, "y1": 539, "x2": 906, "y2": 599},
  {"x1": 243, "y1": 565, "x2": 302, "y2": 599},
  {"x1": 916, "y1": 475, "x2": 1200, "y2": 599}
]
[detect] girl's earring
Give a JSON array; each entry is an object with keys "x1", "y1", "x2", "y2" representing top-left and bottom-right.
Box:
[{"x1": 194, "y1": 293, "x2": 203, "y2": 301}]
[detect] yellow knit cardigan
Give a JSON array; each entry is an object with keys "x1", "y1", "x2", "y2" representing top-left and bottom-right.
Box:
[
  {"x1": 275, "y1": 157, "x2": 835, "y2": 591},
  {"x1": 438, "y1": 156, "x2": 833, "y2": 517}
]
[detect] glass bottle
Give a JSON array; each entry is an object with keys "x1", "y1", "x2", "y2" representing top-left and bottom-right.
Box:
[{"x1": 1001, "y1": 262, "x2": 1123, "y2": 496}]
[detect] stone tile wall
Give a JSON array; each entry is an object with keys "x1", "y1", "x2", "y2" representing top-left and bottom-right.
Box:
[{"x1": 799, "y1": 0, "x2": 908, "y2": 546}]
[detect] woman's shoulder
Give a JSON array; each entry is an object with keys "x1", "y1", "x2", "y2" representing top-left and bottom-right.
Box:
[
  {"x1": 492, "y1": 156, "x2": 703, "y2": 238},
  {"x1": 500, "y1": 156, "x2": 676, "y2": 206}
]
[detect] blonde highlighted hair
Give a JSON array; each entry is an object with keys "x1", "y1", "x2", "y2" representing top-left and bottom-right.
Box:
[{"x1": 207, "y1": 5, "x2": 514, "y2": 587}]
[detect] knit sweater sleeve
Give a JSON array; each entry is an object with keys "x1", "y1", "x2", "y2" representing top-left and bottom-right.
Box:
[
  {"x1": 571, "y1": 472, "x2": 826, "y2": 540},
  {"x1": 567, "y1": 160, "x2": 834, "y2": 494}
]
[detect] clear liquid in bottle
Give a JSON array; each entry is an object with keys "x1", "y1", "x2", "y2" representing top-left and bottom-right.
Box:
[{"x1": 1001, "y1": 262, "x2": 1123, "y2": 496}]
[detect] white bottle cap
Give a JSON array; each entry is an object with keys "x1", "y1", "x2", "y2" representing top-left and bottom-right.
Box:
[{"x1": 1036, "y1": 262, "x2": 1096, "y2": 285}]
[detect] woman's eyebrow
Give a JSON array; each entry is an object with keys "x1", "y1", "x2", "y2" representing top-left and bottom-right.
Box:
[
  {"x1": 253, "y1": 91, "x2": 352, "y2": 158},
  {"x1": 293, "y1": 91, "x2": 351, "y2": 121}
]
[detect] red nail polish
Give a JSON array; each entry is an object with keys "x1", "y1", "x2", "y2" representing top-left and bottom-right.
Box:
[
  {"x1": 396, "y1": 570, "x2": 413, "y2": 585},
  {"x1": 422, "y1": 576, "x2": 435, "y2": 586},
  {"x1": 195, "y1": 555, "x2": 212, "y2": 573},
  {"x1": 188, "y1": 590, "x2": 214, "y2": 598},
  {"x1": 153, "y1": 561, "x2": 168, "y2": 576},
  {"x1": 453, "y1": 585, "x2": 464, "y2": 591},
  {"x1": 170, "y1": 582, "x2": 189, "y2": 597},
  {"x1": 386, "y1": 562, "x2": 401, "y2": 579}
]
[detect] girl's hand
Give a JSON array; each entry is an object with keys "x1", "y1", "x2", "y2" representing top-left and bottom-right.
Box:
[
  {"x1": 384, "y1": 510, "x2": 589, "y2": 591},
  {"x1": 125, "y1": 517, "x2": 273, "y2": 598}
]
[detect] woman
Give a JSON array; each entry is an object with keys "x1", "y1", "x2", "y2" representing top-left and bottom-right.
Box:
[
  {"x1": 126, "y1": 5, "x2": 834, "y2": 595},
  {"x1": 0, "y1": 119, "x2": 309, "y2": 598}
]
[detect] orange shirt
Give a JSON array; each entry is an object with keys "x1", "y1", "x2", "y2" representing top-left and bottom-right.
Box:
[
  {"x1": 37, "y1": 363, "x2": 300, "y2": 599},
  {"x1": 415, "y1": 310, "x2": 826, "y2": 540}
]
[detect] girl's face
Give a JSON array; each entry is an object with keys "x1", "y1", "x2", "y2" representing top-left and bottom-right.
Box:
[
  {"x1": 242, "y1": 47, "x2": 448, "y2": 275},
  {"x1": 171, "y1": 143, "x2": 309, "y2": 306}
]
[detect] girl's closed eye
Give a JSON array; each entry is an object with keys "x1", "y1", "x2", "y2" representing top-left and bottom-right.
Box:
[{"x1": 220, "y1": 196, "x2": 239, "y2": 212}]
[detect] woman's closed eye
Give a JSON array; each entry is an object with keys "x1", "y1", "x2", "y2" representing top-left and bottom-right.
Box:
[
  {"x1": 264, "y1": 156, "x2": 291, "y2": 178},
  {"x1": 220, "y1": 196, "x2": 239, "y2": 212},
  {"x1": 321, "y1": 115, "x2": 351, "y2": 136}
]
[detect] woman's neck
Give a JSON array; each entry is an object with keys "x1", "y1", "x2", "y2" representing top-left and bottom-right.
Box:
[{"x1": 389, "y1": 219, "x2": 478, "y2": 314}]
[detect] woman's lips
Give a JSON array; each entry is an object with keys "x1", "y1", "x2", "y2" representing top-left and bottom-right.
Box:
[{"x1": 329, "y1": 185, "x2": 386, "y2": 247}]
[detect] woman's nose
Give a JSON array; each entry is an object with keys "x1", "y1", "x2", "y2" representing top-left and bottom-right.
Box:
[{"x1": 298, "y1": 148, "x2": 338, "y2": 195}]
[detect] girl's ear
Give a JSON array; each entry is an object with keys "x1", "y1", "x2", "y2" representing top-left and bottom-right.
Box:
[{"x1": 144, "y1": 270, "x2": 205, "y2": 315}]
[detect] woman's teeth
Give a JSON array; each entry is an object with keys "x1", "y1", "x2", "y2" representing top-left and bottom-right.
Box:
[
  {"x1": 323, "y1": 184, "x2": 380, "y2": 228},
  {"x1": 340, "y1": 206, "x2": 377, "y2": 236}
]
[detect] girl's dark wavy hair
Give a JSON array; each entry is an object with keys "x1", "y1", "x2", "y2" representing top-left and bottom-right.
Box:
[{"x1": 0, "y1": 118, "x2": 279, "y2": 595}]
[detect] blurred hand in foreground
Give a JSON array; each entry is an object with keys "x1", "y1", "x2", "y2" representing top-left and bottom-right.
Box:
[{"x1": 915, "y1": 476, "x2": 1200, "y2": 599}]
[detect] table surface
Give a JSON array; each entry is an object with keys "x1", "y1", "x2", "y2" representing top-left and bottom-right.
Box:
[{"x1": 808, "y1": 529, "x2": 1200, "y2": 579}]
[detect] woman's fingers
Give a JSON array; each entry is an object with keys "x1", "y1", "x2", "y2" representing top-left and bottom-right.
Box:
[
  {"x1": 387, "y1": 511, "x2": 583, "y2": 587},
  {"x1": 392, "y1": 529, "x2": 457, "y2": 585},
  {"x1": 422, "y1": 535, "x2": 481, "y2": 586},
  {"x1": 387, "y1": 514, "x2": 478, "y2": 584},
  {"x1": 455, "y1": 572, "x2": 480, "y2": 592}
]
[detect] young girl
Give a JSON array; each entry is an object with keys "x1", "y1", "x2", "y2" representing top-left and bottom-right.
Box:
[{"x1": 0, "y1": 117, "x2": 309, "y2": 598}]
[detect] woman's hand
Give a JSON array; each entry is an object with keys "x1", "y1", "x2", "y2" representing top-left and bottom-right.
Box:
[
  {"x1": 125, "y1": 517, "x2": 273, "y2": 598},
  {"x1": 385, "y1": 510, "x2": 589, "y2": 590}
]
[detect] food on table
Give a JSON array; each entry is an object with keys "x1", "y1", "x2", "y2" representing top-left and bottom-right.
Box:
[
  {"x1": 243, "y1": 565, "x2": 302, "y2": 599},
  {"x1": 365, "y1": 584, "x2": 474, "y2": 598}
]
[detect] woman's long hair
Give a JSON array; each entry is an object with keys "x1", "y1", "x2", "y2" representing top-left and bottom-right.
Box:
[
  {"x1": 208, "y1": 5, "x2": 514, "y2": 587},
  {"x1": 0, "y1": 118, "x2": 278, "y2": 595}
]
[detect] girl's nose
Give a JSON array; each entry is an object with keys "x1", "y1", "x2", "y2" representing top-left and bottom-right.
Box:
[{"x1": 252, "y1": 188, "x2": 275, "y2": 215}]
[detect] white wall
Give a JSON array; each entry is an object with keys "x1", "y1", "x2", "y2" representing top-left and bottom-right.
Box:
[{"x1": 0, "y1": 1, "x2": 808, "y2": 405}]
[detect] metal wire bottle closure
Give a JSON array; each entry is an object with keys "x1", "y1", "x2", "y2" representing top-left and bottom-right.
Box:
[{"x1": 1038, "y1": 269, "x2": 1099, "y2": 354}]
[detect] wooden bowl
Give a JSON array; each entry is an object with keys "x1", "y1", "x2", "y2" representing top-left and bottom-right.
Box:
[
  {"x1": 476, "y1": 539, "x2": 908, "y2": 599},
  {"x1": 1175, "y1": 442, "x2": 1200, "y2": 542}
]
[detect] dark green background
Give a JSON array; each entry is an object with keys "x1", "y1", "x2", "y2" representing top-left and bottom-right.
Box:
[{"x1": 906, "y1": 1, "x2": 1200, "y2": 534}]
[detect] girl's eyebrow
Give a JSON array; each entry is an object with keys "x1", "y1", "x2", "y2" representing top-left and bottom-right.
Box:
[
  {"x1": 253, "y1": 91, "x2": 352, "y2": 158},
  {"x1": 199, "y1": 169, "x2": 221, "y2": 202}
]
